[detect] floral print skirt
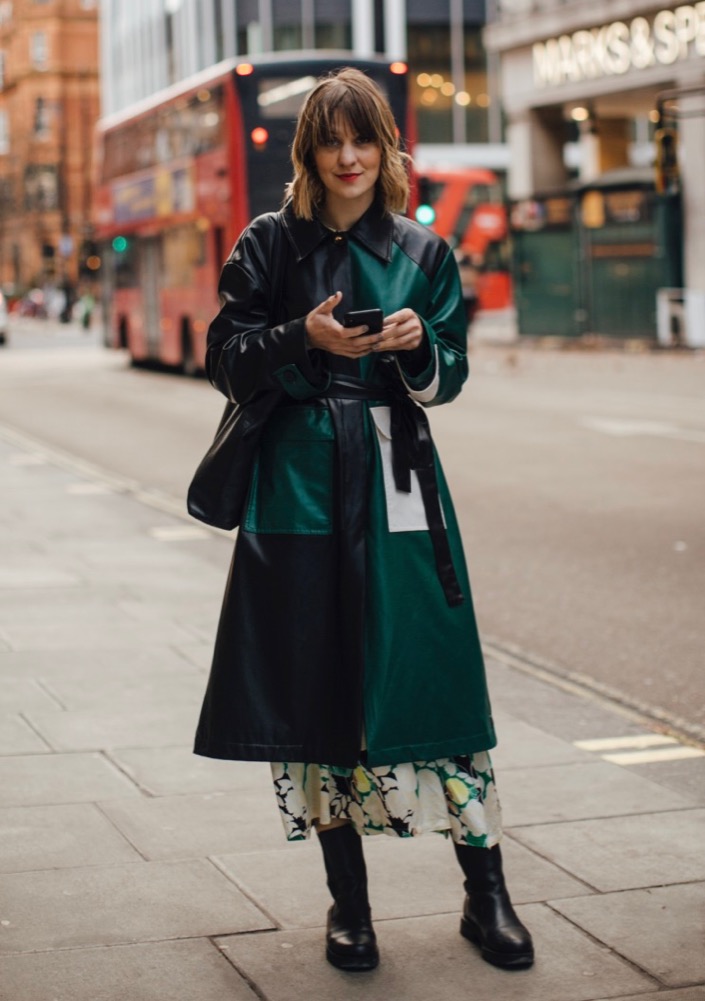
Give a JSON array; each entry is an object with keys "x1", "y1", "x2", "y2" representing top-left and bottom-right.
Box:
[{"x1": 271, "y1": 753, "x2": 502, "y2": 847}]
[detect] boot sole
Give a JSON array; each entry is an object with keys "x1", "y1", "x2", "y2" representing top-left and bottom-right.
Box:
[
  {"x1": 326, "y1": 946, "x2": 379, "y2": 972},
  {"x1": 460, "y1": 917, "x2": 534, "y2": 970}
]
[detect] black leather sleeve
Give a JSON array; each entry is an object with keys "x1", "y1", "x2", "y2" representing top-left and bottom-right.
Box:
[{"x1": 206, "y1": 215, "x2": 328, "y2": 405}]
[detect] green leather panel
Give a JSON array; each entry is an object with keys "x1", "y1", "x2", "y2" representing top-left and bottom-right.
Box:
[
  {"x1": 243, "y1": 406, "x2": 335, "y2": 535},
  {"x1": 349, "y1": 242, "x2": 468, "y2": 402}
]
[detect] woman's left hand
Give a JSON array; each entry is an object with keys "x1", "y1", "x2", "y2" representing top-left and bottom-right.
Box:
[{"x1": 374, "y1": 308, "x2": 425, "y2": 352}]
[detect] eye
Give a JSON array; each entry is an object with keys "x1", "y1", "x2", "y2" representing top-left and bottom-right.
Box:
[
  {"x1": 322, "y1": 137, "x2": 341, "y2": 148},
  {"x1": 355, "y1": 136, "x2": 374, "y2": 146}
]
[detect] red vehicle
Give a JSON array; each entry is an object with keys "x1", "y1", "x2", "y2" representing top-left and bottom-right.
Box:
[
  {"x1": 416, "y1": 167, "x2": 511, "y2": 312},
  {"x1": 94, "y1": 54, "x2": 412, "y2": 372}
]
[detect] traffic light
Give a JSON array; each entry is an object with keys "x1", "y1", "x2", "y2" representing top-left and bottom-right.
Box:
[
  {"x1": 654, "y1": 127, "x2": 679, "y2": 194},
  {"x1": 112, "y1": 235, "x2": 129, "y2": 253},
  {"x1": 79, "y1": 240, "x2": 101, "y2": 277},
  {"x1": 415, "y1": 176, "x2": 436, "y2": 226}
]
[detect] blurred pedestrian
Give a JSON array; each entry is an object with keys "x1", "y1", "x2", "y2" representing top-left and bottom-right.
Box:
[
  {"x1": 194, "y1": 68, "x2": 532, "y2": 974},
  {"x1": 455, "y1": 249, "x2": 483, "y2": 325},
  {"x1": 79, "y1": 290, "x2": 95, "y2": 331}
]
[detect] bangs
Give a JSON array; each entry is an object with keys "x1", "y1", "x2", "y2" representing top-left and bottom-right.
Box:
[{"x1": 310, "y1": 86, "x2": 386, "y2": 147}]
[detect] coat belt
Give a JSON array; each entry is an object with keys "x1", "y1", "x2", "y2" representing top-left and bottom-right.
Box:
[{"x1": 323, "y1": 375, "x2": 464, "y2": 608}]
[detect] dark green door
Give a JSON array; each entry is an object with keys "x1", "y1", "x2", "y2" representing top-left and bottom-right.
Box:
[{"x1": 513, "y1": 229, "x2": 577, "y2": 336}]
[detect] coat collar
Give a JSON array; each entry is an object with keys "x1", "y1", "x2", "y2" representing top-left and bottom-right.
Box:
[{"x1": 281, "y1": 199, "x2": 394, "y2": 264}]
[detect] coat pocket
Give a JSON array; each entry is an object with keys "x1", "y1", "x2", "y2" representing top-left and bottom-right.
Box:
[{"x1": 243, "y1": 406, "x2": 335, "y2": 534}]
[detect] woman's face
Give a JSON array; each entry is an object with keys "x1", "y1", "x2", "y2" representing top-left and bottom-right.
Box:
[{"x1": 313, "y1": 116, "x2": 381, "y2": 217}]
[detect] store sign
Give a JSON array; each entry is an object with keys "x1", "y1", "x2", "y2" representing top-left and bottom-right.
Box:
[{"x1": 534, "y1": 5, "x2": 705, "y2": 87}]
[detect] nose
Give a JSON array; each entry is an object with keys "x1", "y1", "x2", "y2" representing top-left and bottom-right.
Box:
[{"x1": 338, "y1": 141, "x2": 357, "y2": 165}]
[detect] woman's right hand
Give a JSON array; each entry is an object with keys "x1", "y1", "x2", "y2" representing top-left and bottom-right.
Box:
[{"x1": 305, "y1": 292, "x2": 382, "y2": 358}]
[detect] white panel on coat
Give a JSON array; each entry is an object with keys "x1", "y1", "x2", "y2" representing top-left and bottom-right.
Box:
[{"x1": 370, "y1": 405, "x2": 444, "y2": 533}]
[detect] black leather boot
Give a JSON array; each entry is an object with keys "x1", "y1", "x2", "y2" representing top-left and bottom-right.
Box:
[
  {"x1": 318, "y1": 824, "x2": 379, "y2": 972},
  {"x1": 454, "y1": 843, "x2": 534, "y2": 970}
]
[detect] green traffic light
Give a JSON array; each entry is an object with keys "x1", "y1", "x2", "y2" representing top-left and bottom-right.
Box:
[
  {"x1": 415, "y1": 204, "x2": 436, "y2": 226},
  {"x1": 112, "y1": 236, "x2": 128, "y2": 253}
]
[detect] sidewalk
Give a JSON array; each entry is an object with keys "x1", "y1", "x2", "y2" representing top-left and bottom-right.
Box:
[{"x1": 0, "y1": 425, "x2": 703, "y2": 1001}]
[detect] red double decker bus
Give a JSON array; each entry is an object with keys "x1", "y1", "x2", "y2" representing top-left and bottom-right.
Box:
[
  {"x1": 416, "y1": 167, "x2": 511, "y2": 312},
  {"x1": 94, "y1": 54, "x2": 412, "y2": 372}
]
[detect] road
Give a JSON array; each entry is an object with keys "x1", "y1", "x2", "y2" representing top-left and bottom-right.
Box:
[{"x1": 1, "y1": 316, "x2": 703, "y2": 739}]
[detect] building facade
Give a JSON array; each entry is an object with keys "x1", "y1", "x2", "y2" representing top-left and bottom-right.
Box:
[
  {"x1": 485, "y1": 0, "x2": 705, "y2": 299},
  {"x1": 0, "y1": 0, "x2": 100, "y2": 297},
  {"x1": 99, "y1": 0, "x2": 505, "y2": 168}
]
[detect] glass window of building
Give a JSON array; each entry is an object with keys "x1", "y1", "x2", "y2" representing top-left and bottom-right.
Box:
[
  {"x1": 30, "y1": 30, "x2": 49, "y2": 70},
  {"x1": 407, "y1": 0, "x2": 489, "y2": 144},
  {"x1": 237, "y1": 0, "x2": 261, "y2": 54},
  {"x1": 314, "y1": 0, "x2": 351, "y2": 50},
  {"x1": 33, "y1": 95, "x2": 51, "y2": 137},
  {"x1": 212, "y1": 0, "x2": 225, "y2": 62},
  {"x1": 273, "y1": 0, "x2": 303, "y2": 51},
  {"x1": 408, "y1": 0, "x2": 453, "y2": 144},
  {"x1": 0, "y1": 107, "x2": 9, "y2": 154},
  {"x1": 463, "y1": 27, "x2": 489, "y2": 142}
]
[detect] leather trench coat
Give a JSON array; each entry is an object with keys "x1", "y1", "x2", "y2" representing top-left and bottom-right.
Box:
[{"x1": 194, "y1": 200, "x2": 496, "y2": 769}]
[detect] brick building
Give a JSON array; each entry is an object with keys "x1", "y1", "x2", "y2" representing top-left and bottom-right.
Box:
[{"x1": 0, "y1": 0, "x2": 99, "y2": 301}]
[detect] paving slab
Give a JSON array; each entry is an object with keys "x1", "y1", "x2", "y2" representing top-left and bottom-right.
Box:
[
  {"x1": 0, "y1": 859, "x2": 273, "y2": 954},
  {"x1": 53, "y1": 540, "x2": 199, "y2": 572},
  {"x1": 216, "y1": 832, "x2": 590, "y2": 929},
  {"x1": 118, "y1": 598, "x2": 219, "y2": 633},
  {"x1": 512, "y1": 809, "x2": 705, "y2": 892},
  {"x1": 489, "y1": 715, "x2": 595, "y2": 770},
  {"x1": 42, "y1": 671, "x2": 205, "y2": 713},
  {"x1": 0, "y1": 752, "x2": 139, "y2": 807},
  {"x1": 596, "y1": 991, "x2": 705, "y2": 1001},
  {"x1": 216, "y1": 905, "x2": 655, "y2": 1001},
  {"x1": 0, "y1": 564, "x2": 83, "y2": 591},
  {"x1": 0, "y1": 937, "x2": 260, "y2": 1001},
  {"x1": 551, "y1": 883, "x2": 705, "y2": 988},
  {"x1": 24, "y1": 702, "x2": 199, "y2": 751},
  {"x1": 0, "y1": 677, "x2": 60, "y2": 713},
  {"x1": 486, "y1": 658, "x2": 655, "y2": 744},
  {"x1": 99, "y1": 788, "x2": 286, "y2": 859},
  {"x1": 499, "y1": 760, "x2": 694, "y2": 828},
  {"x1": 629, "y1": 758, "x2": 705, "y2": 807},
  {"x1": 175, "y1": 640, "x2": 215, "y2": 670},
  {"x1": 0, "y1": 647, "x2": 202, "y2": 679},
  {"x1": 2, "y1": 616, "x2": 198, "y2": 652},
  {"x1": 108, "y1": 748, "x2": 270, "y2": 796},
  {"x1": 0, "y1": 803, "x2": 141, "y2": 873},
  {"x1": 0, "y1": 590, "x2": 138, "y2": 632},
  {"x1": 0, "y1": 716, "x2": 49, "y2": 755}
]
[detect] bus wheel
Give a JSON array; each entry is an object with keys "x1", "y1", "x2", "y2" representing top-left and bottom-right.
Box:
[{"x1": 181, "y1": 320, "x2": 198, "y2": 377}]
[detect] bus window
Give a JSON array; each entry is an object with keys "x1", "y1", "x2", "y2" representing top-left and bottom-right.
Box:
[
  {"x1": 102, "y1": 86, "x2": 224, "y2": 183},
  {"x1": 256, "y1": 75, "x2": 318, "y2": 119},
  {"x1": 112, "y1": 241, "x2": 139, "y2": 290},
  {"x1": 163, "y1": 225, "x2": 204, "y2": 289}
]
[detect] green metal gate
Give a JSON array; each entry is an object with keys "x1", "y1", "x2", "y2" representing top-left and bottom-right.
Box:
[
  {"x1": 510, "y1": 171, "x2": 683, "y2": 340},
  {"x1": 511, "y1": 195, "x2": 578, "y2": 337},
  {"x1": 578, "y1": 179, "x2": 682, "y2": 338}
]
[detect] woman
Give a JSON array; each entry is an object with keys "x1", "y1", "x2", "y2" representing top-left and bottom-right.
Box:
[{"x1": 194, "y1": 68, "x2": 533, "y2": 974}]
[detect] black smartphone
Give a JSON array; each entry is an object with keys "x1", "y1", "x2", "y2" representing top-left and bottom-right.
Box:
[{"x1": 343, "y1": 308, "x2": 384, "y2": 334}]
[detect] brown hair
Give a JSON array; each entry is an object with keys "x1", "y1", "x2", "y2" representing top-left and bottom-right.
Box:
[{"x1": 286, "y1": 67, "x2": 410, "y2": 219}]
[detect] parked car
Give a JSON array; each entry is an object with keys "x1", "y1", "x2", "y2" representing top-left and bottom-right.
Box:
[{"x1": 0, "y1": 291, "x2": 8, "y2": 345}]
